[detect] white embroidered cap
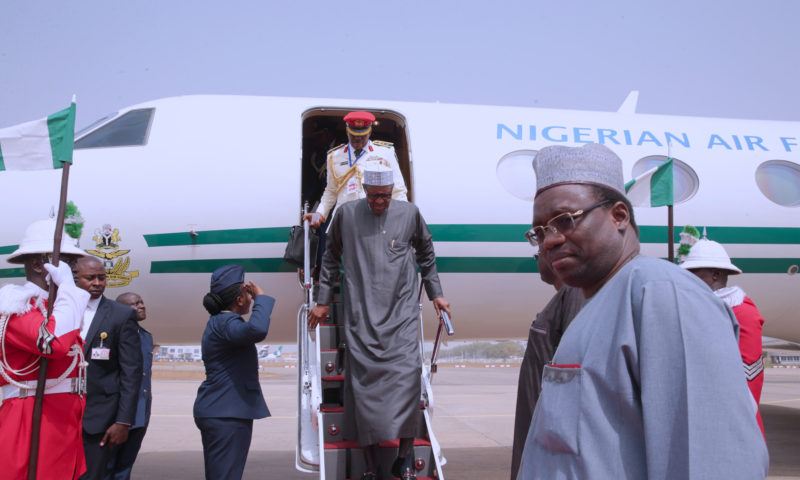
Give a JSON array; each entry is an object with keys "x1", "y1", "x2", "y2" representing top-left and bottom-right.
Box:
[
  {"x1": 533, "y1": 143, "x2": 625, "y2": 197},
  {"x1": 363, "y1": 163, "x2": 393, "y2": 187}
]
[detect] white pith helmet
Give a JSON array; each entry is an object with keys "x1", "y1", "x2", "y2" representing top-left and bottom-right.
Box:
[
  {"x1": 6, "y1": 219, "x2": 86, "y2": 264},
  {"x1": 678, "y1": 238, "x2": 742, "y2": 275}
]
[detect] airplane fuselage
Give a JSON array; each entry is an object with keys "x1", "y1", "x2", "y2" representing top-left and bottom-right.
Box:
[{"x1": 1, "y1": 95, "x2": 798, "y2": 343}]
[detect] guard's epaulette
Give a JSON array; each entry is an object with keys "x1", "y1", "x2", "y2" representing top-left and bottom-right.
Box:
[
  {"x1": 371, "y1": 140, "x2": 394, "y2": 148},
  {"x1": 328, "y1": 143, "x2": 346, "y2": 155}
]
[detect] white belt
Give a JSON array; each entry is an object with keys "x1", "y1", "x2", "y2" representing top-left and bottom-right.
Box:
[{"x1": 2, "y1": 377, "x2": 83, "y2": 400}]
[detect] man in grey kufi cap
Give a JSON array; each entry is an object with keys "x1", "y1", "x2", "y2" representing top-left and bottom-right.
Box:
[
  {"x1": 533, "y1": 143, "x2": 625, "y2": 197},
  {"x1": 517, "y1": 143, "x2": 768, "y2": 479}
]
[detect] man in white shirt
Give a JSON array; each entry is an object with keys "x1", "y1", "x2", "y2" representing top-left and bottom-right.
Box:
[{"x1": 73, "y1": 256, "x2": 142, "y2": 480}]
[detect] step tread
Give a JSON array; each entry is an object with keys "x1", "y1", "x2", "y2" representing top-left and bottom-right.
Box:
[
  {"x1": 325, "y1": 438, "x2": 432, "y2": 449},
  {"x1": 321, "y1": 405, "x2": 344, "y2": 412},
  {"x1": 378, "y1": 438, "x2": 432, "y2": 448}
]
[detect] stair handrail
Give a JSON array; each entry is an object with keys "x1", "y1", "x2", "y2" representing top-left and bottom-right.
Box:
[{"x1": 296, "y1": 201, "x2": 322, "y2": 472}]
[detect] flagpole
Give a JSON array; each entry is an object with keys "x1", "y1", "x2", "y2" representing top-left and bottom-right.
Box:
[
  {"x1": 27, "y1": 153, "x2": 72, "y2": 480},
  {"x1": 667, "y1": 204, "x2": 674, "y2": 263}
]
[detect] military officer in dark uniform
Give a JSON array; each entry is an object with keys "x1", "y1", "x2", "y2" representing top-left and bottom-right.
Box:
[{"x1": 193, "y1": 265, "x2": 276, "y2": 480}]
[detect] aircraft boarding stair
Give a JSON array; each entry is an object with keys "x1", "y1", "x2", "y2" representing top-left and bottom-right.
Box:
[{"x1": 294, "y1": 207, "x2": 453, "y2": 480}]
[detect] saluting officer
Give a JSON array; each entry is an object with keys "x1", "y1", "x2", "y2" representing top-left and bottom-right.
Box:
[
  {"x1": 303, "y1": 111, "x2": 408, "y2": 228},
  {"x1": 193, "y1": 265, "x2": 276, "y2": 480}
]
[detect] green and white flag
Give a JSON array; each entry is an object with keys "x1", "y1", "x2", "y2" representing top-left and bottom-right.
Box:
[
  {"x1": 0, "y1": 101, "x2": 76, "y2": 171},
  {"x1": 625, "y1": 158, "x2": 674, "y2": 207}
]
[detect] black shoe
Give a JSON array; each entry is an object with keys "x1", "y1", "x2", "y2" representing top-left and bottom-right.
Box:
[
  {"x1": 391, "y1": 457, "x2": 404, "y2": 478},
  {"x1": 400, "y1": 469, "x2": 417, "y2": 480},
  {"x1": 391, "y1": 456, "x2": 417, "y2": 479},
  {"x1": 360, "y1": 472, "x2": 377, "y2": 480}
]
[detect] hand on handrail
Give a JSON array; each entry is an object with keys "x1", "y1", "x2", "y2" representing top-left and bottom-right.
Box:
[
  {"x1": 308, "y1": 304, "x2": 330, "y2": 331},
  {"x1": 302, "y1": 212, "x2": 323, "y2": 229}
]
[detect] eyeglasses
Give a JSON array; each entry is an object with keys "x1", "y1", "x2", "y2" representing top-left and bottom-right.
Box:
[
  {"x1": 364, "y1": 189, "x2": 393, "y2": 201},
  {"x1": 525, "y1": 200, "x2": 611, "y2": 246},
  {"x1": 366, "y1": 193, "x2": 392, "y2": 201}
]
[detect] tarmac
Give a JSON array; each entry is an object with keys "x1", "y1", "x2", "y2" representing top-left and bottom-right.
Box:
[{"x1": 130, "y1": 364, "x2": 800, "y2": 480}]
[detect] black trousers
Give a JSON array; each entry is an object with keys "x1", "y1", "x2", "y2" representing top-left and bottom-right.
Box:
[
  {"x1": 80, "y1": 431, "x2": 112, "y2": 480},
  {"x1": 194, "y1": 417, "x2": 254, "y2": 480},
  {"x1": 104, "y1": 426, "x2": 148, "y2": 480}
]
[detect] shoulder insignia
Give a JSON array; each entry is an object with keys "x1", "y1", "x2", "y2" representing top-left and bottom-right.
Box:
[
  {"x1": 328, "y1": 143, "x2": 345, "y2": 155},
  {"x1": 372, "y1": 140, "x2": 394, "y2": 148}
]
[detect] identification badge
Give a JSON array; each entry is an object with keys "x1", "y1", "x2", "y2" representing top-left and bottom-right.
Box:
[
  {"x1": 91, "y1": 348, "x2": 110, "y2": 360},
  {"x1": 346, "y1": 177, "x2": 358, "y2": 194}
]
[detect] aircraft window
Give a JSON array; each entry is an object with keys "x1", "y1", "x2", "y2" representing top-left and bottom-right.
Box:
[
  {"x1": 496, "y1": 150, "x2": 537, "y2": 201},
  {"x1": 74, "y1": 108, "x2": 154, "y2": 149},
  {"x1": 631, "y1": 155, "x2": 698, "y2": 205},
  {"x1": 74, "y1": 112, "x2": 117, "y2": 138},
  {"x1": 755, "y1": 160, "x2": 800, "y2": 207}
]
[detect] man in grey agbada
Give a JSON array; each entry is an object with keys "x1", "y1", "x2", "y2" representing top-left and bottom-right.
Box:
[
  {"x1": 510, "y1": 252, "x2": 584, "y2": 480},
  {"x1": 517, "y1": 143, "x2": 768, "y2": 479},
  {"x1": 308, "y1": 164, "x2": 450, "y2": 480}
]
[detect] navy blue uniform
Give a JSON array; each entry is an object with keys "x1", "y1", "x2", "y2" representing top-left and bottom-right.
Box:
[{"x1": 193, "y1": 295, "x2": 275, "y2": 480}]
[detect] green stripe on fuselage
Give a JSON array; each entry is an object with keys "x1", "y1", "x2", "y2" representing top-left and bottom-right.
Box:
[
  {"x1": 0, "y1": 245, "x2": 19, "y2": 255},
  {"x1": 148, "y1": 257, "x2": 539, "y2": 274},
  {"x1": 150, "y1": 258, "x2": 297, "y2": 274},
  {"x1": 147, "y1": 257, "x2": 799, "y2": 275},
  {"x1": 0, "y1": 267, "x2": 25, "y2": 278},
  {"x1": 142, "y1": 225, "x2": 800, "y2": 246},
  {"x1": 144, "y1": 227, "x2": 291, "y2": 247}
]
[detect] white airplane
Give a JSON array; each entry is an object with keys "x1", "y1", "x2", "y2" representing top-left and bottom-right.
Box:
[
  {"x1": 259, "y1": 345, "x2": 283, "y2": 360},
  {"x1": 1, "y1": 92, "x2": 798, "y2": 345}
]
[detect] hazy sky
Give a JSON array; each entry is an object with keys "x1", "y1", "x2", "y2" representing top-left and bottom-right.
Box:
[{"x1": 2, "y1": 1, "x2": 798, "y2": 129}]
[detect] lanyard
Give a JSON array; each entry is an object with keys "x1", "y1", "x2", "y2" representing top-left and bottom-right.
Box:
[{"x1": 348, "y1": 144, "x2": 368, "y2": 167}]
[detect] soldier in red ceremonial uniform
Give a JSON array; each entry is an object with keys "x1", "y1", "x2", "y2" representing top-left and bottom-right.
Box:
[
  {"x1": 0, "y1": 219, "x2": 90, "y2": 479},
  {"x1": 680, "y1": 236, "x2": 767, "y2": 436}
]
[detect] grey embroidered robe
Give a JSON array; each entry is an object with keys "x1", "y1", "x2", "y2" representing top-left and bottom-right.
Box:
[
  {"x1": 517, "y1": 255, "x2": 768, "y2": 479},
  {"x1": 317, "y1": 199, "x2": 444, "y2": 446}
]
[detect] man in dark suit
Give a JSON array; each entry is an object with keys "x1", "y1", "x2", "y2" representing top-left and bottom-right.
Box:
[
  {"x1": 105, "y1": 292, "x2": 153, "y2": 480},
  {"x1": 73, "y1": 256, "x2": 142, "y2": 480}
]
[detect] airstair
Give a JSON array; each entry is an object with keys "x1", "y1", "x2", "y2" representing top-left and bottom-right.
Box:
[{"x1": 294, "y1": 207, "x2": 453, "y2": 480}]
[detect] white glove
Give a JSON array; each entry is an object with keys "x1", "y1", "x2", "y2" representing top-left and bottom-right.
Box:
[
  {"x1": 46, "y1": 263, "x2": 90, "y2": 336},
  {"x1": 44, "y1": 262, "x2": 76, "y2": 288}
]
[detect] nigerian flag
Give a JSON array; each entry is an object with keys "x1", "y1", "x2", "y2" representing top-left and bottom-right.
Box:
[
  {"x1": 0, "y1": 101, "x2": 76, "y2": 171},
  {"x1": 625, "y1": 158, "x2": 674, "y2": 207}
]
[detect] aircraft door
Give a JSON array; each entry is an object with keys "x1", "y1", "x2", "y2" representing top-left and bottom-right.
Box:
[{"x1": 300, "y1": 108, "x2": 413, "y2": 214}]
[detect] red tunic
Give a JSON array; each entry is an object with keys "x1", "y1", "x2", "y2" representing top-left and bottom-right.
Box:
[
  {"x1": 732, "y1": 296, "x2": 765, "y2": 436},
  {"x1": 0, "y1": 299, "x2": 86, "y2": 480}
]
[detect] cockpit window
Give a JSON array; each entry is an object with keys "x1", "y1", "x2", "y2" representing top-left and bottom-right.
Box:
[{"x1": 74, "y1": 108, "x2": 154, "y2": 149}]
